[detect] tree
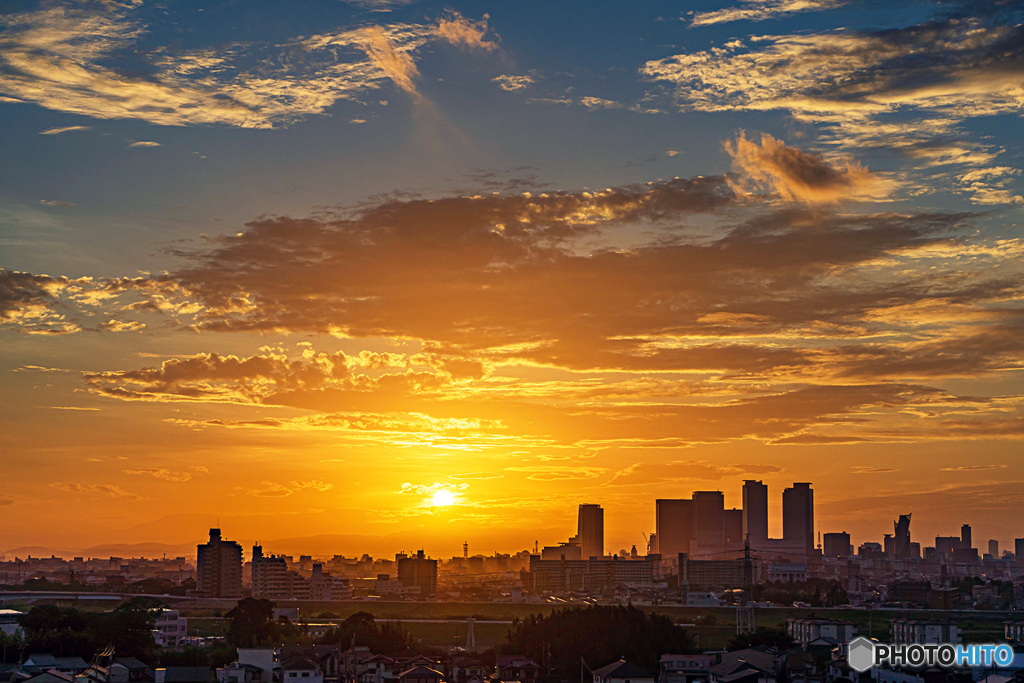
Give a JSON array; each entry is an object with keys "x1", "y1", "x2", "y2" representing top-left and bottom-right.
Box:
[
  {"x1": 727, "y1": 628, "x2": 794, "y2": 651},
  {"x1": 503, "y1": 605, "x2": 691, "y2": 678},
  {"x1": 226, "y1": 598, "x2": 277, "y2": 648}
]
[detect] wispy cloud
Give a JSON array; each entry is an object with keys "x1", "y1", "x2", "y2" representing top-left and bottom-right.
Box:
[
  {"x1": 39, "y1": 125, "x2": 90, "y2": 135},
  {"x1": 0, "y1": 4, "x2": 497, "y2": 127}
]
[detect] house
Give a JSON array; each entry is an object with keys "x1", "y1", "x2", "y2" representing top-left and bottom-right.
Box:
[
  {"x1": 591, "y1": 660, "x2": 655, "y2": 683},
  {"x1": 280, "y1": 656, "x2": 323, "y2": 683},
  {"x1": 23, "y1": 657, "x2": 88, "y2": 676},
  {"x1": 110, "y1": 658, "x2": 154, "y2": 683},
  {"x1": 494, "y1": 656, "x2": 539, "y2": 683},
  {"x1": 154, "y1": 667, "x2": 212, "y2": 683},
  {"x1": 707, "y1": 661, "x2": 774, "y2": 683},
  {"x1": 397, "y1": 666, "x2": 444, "y2": 683},
  {"x1": 659, "y1": 654, "x2": 712, "y2": 683}
]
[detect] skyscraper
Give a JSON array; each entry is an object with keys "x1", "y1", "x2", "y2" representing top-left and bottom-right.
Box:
[
  {"x1": 894, "y1": 514, "x2": 911, "y2": 558},
  {"x1": 692, "y1": 491, "x2": 725, "y2": 556},
  {"x1": 782, "y1": 483, "x2": 814, "y2": 555},
  {"x1": 742, "y1": 480, "x2": 768, "y2": 545},
  {"x1": 655, "y1": 499, "x2": 693, "y2": 559},
  {"x1": 195, "y1": 528, "x2": 243, "y2": 598},
  {"x1": 961, "y1": 524, "x2": 972, "y2": 551},
  {"x1": 577, "y1": 504, "x2": 604, "y2": 559}
]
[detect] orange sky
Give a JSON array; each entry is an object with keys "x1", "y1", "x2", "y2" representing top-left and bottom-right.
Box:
[{"x1": 1, "y1": 0, "x2": 1023, "y2": 560}]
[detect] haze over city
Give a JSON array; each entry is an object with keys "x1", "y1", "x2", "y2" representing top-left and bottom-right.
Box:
[{"x1": 2, "y1": 0, "x2": 1024, "y2": 558}]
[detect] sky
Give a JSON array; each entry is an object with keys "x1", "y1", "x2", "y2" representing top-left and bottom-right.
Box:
[{"x1": 1, "y1": 0, "x2": 1023, "y2": 560}]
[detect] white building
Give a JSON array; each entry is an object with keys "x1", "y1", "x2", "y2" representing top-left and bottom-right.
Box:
[{"x1": 154, "y1": 610, "x2": 188, "y2": 649}]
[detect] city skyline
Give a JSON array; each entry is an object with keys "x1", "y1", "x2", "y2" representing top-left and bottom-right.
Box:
[
  {"x1": 2, "y1": 0, "x2": 1024, "y2": 556},
  {"x1": 1, "y1": 478, "x2": 1020, "y2": 562}
]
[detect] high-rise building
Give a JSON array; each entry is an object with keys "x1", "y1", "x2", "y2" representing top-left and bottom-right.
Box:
[
  {"x1": 742, "y1": 480, "x2": 768, "y2": 545},
  {"x1": 577, "y1": 504, "x2": 604, "y2": 559},
  {"x1": 894, "y1": 514, "x2": 912, "y2": 558},
  {"x1": 692, "y1": 491, "x2": 725, "y2": 557},
  {"x1": 988, "y1": 540, "x2": 999, "y2": 558},
  {"x1": 961, "y1": 524, "x2": 972, "y2": 551},
  {"x1": 1016, "y1": 538, "x2": 1024, "y2": 560},
  {"x1": 724, "y1": 508, "x2": 743, "y2": 545},
  {"x1": 935, "y1": 536, "x2": 959, "y2": 557},
  {"x1": 397, "y1": 549, "x2": 437, "y2": 597},
  {"x1": 655, "y1": 499, "x2": 693, "y2": 559},
  {"x1": 823, "y1": 531, "x2": 851, "y2": 558},
  {"x1": 195, "y1": 528, "x2": 242, "y2": 598},
  {"x1": 782, "y1": 483, "x2": 814, "y2": 555}
]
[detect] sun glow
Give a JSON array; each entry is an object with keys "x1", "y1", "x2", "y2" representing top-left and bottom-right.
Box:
[{"x1": 431, "y1": 489, "x2": 456, "y2": 507}]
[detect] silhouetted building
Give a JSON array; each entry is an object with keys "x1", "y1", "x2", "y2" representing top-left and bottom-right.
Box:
[
  {"x1": 656, "y1": 499, "x2": 693, "y2": 560},
  {"x1": 692, "y1": 491, "x2": 724, "y2": 557},
  {"x1": 782, "y1": 483, "x2": 814, "y2": 554},
  {"x1": 1016, "y1": 538, "x2": 1024, "y2": 560},
  {"x1": 935, "y1": 536, "x2": 960, "y2": 559},
  {"x1": 894, "y1": 514, "x2": 911, "y2": 558},
  {"x1": 741, "y1": 480, "x2": 768, "y2": 545},
  {"x1": 988, "y1": 539, "x2": 999, "y2": 558},
  {"x1": 195, "y1": 528, "x2": 242, "y2": 598},
  {"x1": 528, "y1": 555, "x2": 654, "y2": 592},
  {"x1": 679, "y1": 553, "x2": 746, "y2": 590},
  {"x1": 961, "y1": 524, "x2": 972, "y2": 551},
  {"x1": 577, "y1": 504, "x2": 604, "y2": 559},
  {"x1": 823, "y1": 532, "x2": 851, "y2": 558},
  {"x1": 724, "y1": 508, "x2": 743, "y2": 545},
  {"x1": 397, "y1": 550, "x2": 437, "y2": 597}
]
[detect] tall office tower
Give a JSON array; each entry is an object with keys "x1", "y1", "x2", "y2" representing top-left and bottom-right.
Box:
[
  {"x1": 1015, "y1": 538, "x2": 1024, "y2": 560},
  {"x1": 692, "y1": 491, "x2": 725, "y2": 556},
  {"x1": 577, "y1": 504, "x2": 604, "y2": 559},
  {"x1": 894, "y1": 514, "x2": 912, "y2": 558},
  {"x1": 988, "y1": 540, "x2": 999, "y2": 557},
  {"x1": 823, "y1": 531, "x2": 852, "y2": 558},
  {"x1": 656, "y1": 499, "x2": 693, "y2": 559},
  {"x1": 883, "y1": 534, "x2": 895, "y2": 555},
  {"x1": 196, "y1": 528, "x2": 243, "y2": 598},
  {"x1": 724, "y1": 508, "x2": 743, "y2": 545},
  {"x1": 783, "y1": 483, "x2": 815, "y2": 554},
  {"x1": 961, "y1": 524, "x2": 972, "y2": 550},
  {"x1": 742, "y1": 480, "x2": 769, "y2": 545}
]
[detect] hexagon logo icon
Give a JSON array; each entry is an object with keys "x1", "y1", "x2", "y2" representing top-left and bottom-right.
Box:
[{"x1": 848, "y1": 636, "x2": 875, "y2": 673}]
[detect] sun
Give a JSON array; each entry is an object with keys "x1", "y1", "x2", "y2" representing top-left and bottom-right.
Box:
[{"x1": 431, "y1": 489, "x2": 455, "y2": 507}]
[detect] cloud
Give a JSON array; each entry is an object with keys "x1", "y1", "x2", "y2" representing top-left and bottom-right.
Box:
[
  {"x1": 101, "y1": 319, "x2": 145, "y2": 333},
  {"x1": 504, "y1": 465, "x2": 606, "y2": 481},
  {"x1": 39, "y1": 125, "x2": 90, "y2": 135},
  {"x1": 398, "y1": 481, "x2": 468, "y2": 495},
  {"x1": 435, "y1": 11, "x2": 497, "y2": 51},
  {"x1": 0, "y1": 499, "x2": 13, "y2": 506},
  {"x1": 247, "y1": 479, "x2": 334, "y2": 497},
  {"x1": 40, "y1": 199, "x2": 75, "y2": 207},
  {"x1": 939, "y1": 464, "x2": 1008, "y2": 472},
  {"x1": 0, "y1": 4, "x2": 491, "y2": 127},
  {"x1": 726, "y1": 132, "x2": 884, "y2": 202},
  {"x1": 356, "y1": 26, "x2": 421, "y2": 97},
  {"x1": 0, "y1": 269, "x2": 82, "y2": 334},
  {"x1": 850, "y1": 466, "x2": 900, "y2": 474},
  {"x1": 51, "y1": 482, "x2": 140, "y2": 501},
  {"x1": 689, "y1": 0, "x2": 846, "y2": 27},
  {"x1": 493, "y1": 74, "x2": 534, "y2": 91},
  {"x1": 129, "y1": 141, "x2": 160, "y2": 148},
  {"x1": 124, "y1": 468, "x2": 192, "y2": 482},
  {"x1": 642, "y1": 8, "x2": 1024, "y2": 204}
]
